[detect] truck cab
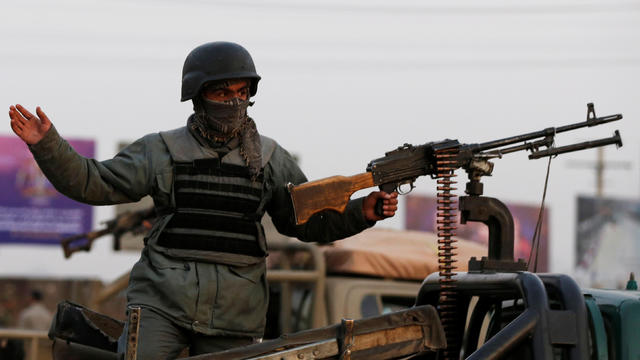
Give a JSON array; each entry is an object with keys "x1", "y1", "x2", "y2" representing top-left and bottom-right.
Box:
[
  {"x1": 262, "y1": 226, "x2": 486, "y2": 338},
  {"x1": 584, "y1": 287, "x2": 640, "y2": 359}
]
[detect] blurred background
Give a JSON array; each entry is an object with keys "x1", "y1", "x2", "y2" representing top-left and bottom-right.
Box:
[{"x1": 1, "y1": 0, "x2": 639, "y2": 349}]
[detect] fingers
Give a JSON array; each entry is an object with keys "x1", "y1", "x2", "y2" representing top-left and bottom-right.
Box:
[
  {"x1": 364, "y1": 191, "x2": 399, "y2": 221},
  {"x1": 9, "y1": 106, "x2": 24, "y2": 122},
  {"x1": 9, "y1": 107, "x2": 26, "y2": 138},
  {"x1": 380, "y1": 191, "x2": 399, "y2": 216},
  {"x1": 9, "y1": 104, "x2": 32, "y2": 125},
  {"x1": 15, "y1": 104, "x2": 35, "y2": 120},
  {"x1": 9, "y1": 104, "x2": 51, "y2": 128},
  {"x1": 383, "y1": 191, "x2": 399, "y2": 201},
  {"x1": 36, "y1": 106, "x2": 51, "y2": 126},
  {"x1": 9, "y1": 110, "x2": 26, "y2": 137},
  {"x1": 8, "y1": 104, "x2": 51, "y2": 145},
  {"x1": 375, "y1": 191, "x2": 398, "y2": 203},
  {"x1": 10, "y1": 117, "x2": 24, "y2": 134}
]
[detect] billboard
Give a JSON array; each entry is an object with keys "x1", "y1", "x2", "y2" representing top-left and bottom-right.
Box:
[
  {"x1": 0, "y1": 135, "x2": 94, "y2": 245},
  {"x1": 575, "y1": 196, "x2": 640, "y2": 289},
  {"x1": 405, "y1": 194, "x2": 549, "y2": 272}
]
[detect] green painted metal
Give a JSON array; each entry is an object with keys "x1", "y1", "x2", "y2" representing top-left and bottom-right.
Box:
[
  {"x1": 584, "y1": 295, "x2": 608, "y2": 360},
  {"x1": 626, "y1": 275, "x2": 638, "y2": 291},
  {"x1": 583, "y1": 289, "x2": 640, "y2": 360}
]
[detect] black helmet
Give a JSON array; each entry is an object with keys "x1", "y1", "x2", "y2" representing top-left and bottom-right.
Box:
[{"x1": 181, "y1": 41, "x2": 261, "y2": 101}]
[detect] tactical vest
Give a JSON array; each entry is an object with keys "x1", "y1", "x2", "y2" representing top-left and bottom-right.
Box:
[{"x1": 155, "y1": 126, "x2": 276, "y2": 266}]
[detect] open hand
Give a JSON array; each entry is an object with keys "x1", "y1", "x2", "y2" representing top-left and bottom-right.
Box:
[
  {"x1": 9, "y1": 104, "x2": 52, "y2": 145},
  {"x1": 363, "y1": 191, "x2": 399, "y2": 222}
]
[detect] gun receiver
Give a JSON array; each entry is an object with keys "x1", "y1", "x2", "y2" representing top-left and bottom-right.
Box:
[{"x1": 288, "y1": 103, "x2": 623, "y2": 225}]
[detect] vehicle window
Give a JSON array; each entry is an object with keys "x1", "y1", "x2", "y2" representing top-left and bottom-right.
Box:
[
  {"x1": 290, "y1": 285, "x2": 313, "y2": 331},
  {"x1": 361, "y1": 295, "x2": 379, "y2": 317},
  {"x1": 601, "y1": 313, "x2": 617, "y2": 360},
  {"x1": 265, "y1": 282, "x2": 315, "y2": 338},
  {"x1": 464, "y1": 298, "x2": 535, "y2": 359},
  {"x1": 360, "y1": 294, "x2": 416, "y2": 318},
  {"x1": 381, "y1": 295, "x2": 416, "y2": 314}
]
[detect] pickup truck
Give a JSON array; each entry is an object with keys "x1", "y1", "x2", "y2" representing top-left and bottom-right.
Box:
[{"x1": 47, "y1": 225, "x2": 640, "y2": 359}]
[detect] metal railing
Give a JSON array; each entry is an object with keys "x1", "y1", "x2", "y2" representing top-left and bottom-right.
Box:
[
  {"x1": 0, "y1": 328, "x2": 51, "y2": 360},
  {"x1": 266, "y1": 239, "x2": 327, "y2": 331}
]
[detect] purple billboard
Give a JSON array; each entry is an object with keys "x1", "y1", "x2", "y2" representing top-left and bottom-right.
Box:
[{"x1": 0, "y1": 135, "x2": 94, "y2": 245}]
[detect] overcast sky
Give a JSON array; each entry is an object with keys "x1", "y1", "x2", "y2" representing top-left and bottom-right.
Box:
[{"x1": 1, "y1": 0, "x2": 639, "y2": 282}]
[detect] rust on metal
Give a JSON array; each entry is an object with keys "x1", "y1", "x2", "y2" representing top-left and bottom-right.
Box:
[
  {"x1": 340, "y1": 318, "x2": 355, "y2": 360},
  {"x1": 126, "y1": 307, "x2": 141, "y2": 360}
]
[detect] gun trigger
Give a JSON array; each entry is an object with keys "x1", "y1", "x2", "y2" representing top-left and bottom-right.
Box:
[{"x1": 397, "y1": 182, "x2": 415, "y2": 195}]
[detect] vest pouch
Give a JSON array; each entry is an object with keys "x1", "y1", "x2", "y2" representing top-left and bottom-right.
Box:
[
  {"x1": 214, "y1": 262, "x2": 267, "y2": 333},
  {"x1": 127, "y1": 249, "x2": 199, "y2": 321},
  {"x1": 148, "y1": 169, "x2": 174, "y2": 212},
  {"x1": 155, "y1": 170, "x2": 173, "y2": 195}
]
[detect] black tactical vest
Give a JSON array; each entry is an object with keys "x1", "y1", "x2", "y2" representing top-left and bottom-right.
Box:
[
  {"x1": 157, "y1": 158, "x2": 266, "y2": 257},
  {"x1": 156, "y1": 126, "x2": 276, "y2": 265}
]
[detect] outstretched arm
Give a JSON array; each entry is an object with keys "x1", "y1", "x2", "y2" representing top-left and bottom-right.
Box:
[
  {"x1": 9, "y1": 104, "x2": 52, "y2": 145},
  {"x1": 8, "y1": 103, "x2": 157, "y2": 205}
]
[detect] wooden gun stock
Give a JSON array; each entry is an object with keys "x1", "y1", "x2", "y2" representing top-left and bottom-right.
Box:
[{"x1": 288, "y1": 172, "x2": 375, "y2": 225}]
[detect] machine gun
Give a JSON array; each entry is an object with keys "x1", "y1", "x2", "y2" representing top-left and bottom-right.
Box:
[
  {"x1": 288, "y1": 103, "x2": 622, "y2": 225},
  {"x1": 60, "y1": 207, "x2": 156, "y2": 258},
  {"x1": 288, "y1": 102, "x2": 623, "y2": 359}
]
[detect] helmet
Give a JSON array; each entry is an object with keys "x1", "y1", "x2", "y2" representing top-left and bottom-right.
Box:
[{"x1": 181, "y1": 42, "x2": 261, "y2": 101}]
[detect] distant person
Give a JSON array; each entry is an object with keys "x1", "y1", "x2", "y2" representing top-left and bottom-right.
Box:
[
  {"x1": 17, "y1": 290, "x2": 52, "y2": 331},
  {"x1": 8, "y1": 41, "x2": 399, "y2": 358}
]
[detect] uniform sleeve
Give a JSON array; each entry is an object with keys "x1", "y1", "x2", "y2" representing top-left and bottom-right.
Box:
[
  {"x1": 28, "y1": 125, "x2": 157, "y2": 205},
  {"x1": 265, "y1": 144, "x2": 374, "y2": 244}
]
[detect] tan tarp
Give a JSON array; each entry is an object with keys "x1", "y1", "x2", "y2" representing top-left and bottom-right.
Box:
[{"x1": 320, "y1": 228, "x2": 487, "y2": 280}]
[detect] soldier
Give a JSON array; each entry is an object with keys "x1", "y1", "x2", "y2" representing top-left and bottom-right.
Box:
[{"x1": 8, "y1": 41, "x2": 398, "y2": 358}]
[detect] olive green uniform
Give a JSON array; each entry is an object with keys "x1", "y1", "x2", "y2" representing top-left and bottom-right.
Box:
[{"x1": 29, "y1": 122, "x2": 372, "y2": 345}]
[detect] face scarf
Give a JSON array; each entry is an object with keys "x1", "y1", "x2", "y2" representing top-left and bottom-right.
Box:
[{"x1": 191, "y1": 93, "x2": 262, "y2": 180}]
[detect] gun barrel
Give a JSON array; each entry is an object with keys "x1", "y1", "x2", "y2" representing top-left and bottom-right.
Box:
[
  {"x1": 528, "y1": 130, "x2": 622, "y2": 160},
  {"x1": 473, "y1": 109, "x2": 622, "y2": 153},
  {"x1": 557, "y1": 114, "x2": 622, "y2": 132}
]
